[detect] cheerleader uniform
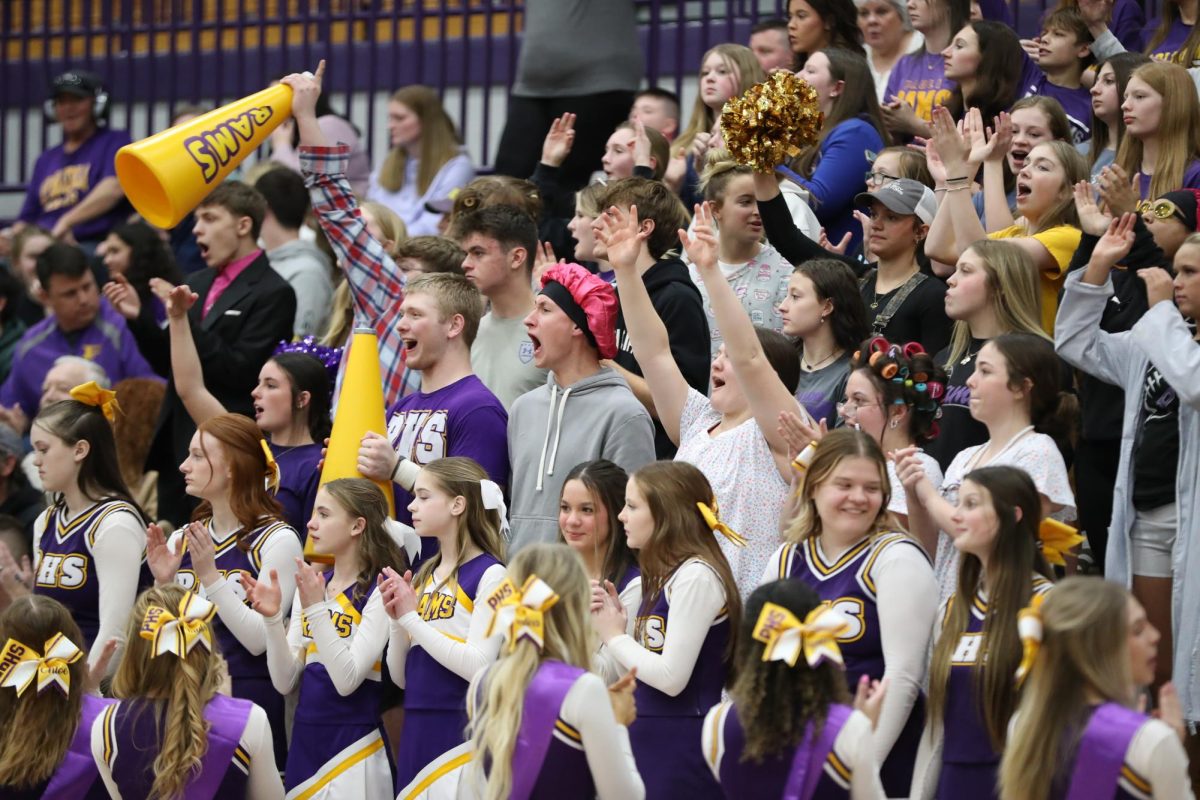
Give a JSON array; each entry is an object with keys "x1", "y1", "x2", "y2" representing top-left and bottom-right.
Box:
[
  {"x1": 264, "y1": 574, "x2": 393, "y2": 799},
  {"x1": 269, "y1": 441, "x2": 323, "y2": 534},
  {"x1": 604, "y1": 557, "x2": 731, "y2": 800},
  {"x1": 172, "y1": 517, "x2": 303, "y2": 763},
  {"x1": 464, "y1": 660, "x2": 645, "y2": 800},
  {"x1": 596, "y1": 564, "x2": 643, "y2": 684},
  {"x1": 702, "y1": 701, "x2": 885, "y2": 800},
  {"x1": 387, "y1": 552, "x2": 506, "y2": 789},
  {"x1": 32, "y1": 499, "x2": 146, "y2": 665},
  {"x1": 911, "y1": 575, "x2": 1053, "y2": 799},
  {"x1": 90, "y1": 694, "x2": 283, "y2": 799},
  {"x1": 765, "y1": 534, "x2": 937, "y2": 797},
  {"x1": 0, "y1": 694, "x2": 115, "y2": 800},
  {"x1": 1050, "y1": 705, "x2": 1193, "y2": 799}
]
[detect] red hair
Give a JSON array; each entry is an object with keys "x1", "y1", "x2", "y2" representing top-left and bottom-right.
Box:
[{"x1": 191, "y1": 414, "x2": 286, "y2": 547}]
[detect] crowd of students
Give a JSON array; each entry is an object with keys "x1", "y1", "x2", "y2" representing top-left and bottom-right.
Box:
[{"x1": 1, "y1": 0, "x2": 1200, "y2": 797}]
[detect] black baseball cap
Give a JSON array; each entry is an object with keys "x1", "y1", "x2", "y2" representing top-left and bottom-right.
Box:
[{"x1": 50, "y1": 70, "x2": 105, "y2": 100}]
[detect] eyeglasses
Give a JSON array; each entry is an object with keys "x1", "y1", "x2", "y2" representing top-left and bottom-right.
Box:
[
  {"x1": 1140, "y1": 199, "x2": 1187, "y2": 225},
  {"x1": 865, "y1": 171, "x2": 899, "y2": 187},
  {"x1": 837, "y1": 398, "x2": 880, "y2": 416}
]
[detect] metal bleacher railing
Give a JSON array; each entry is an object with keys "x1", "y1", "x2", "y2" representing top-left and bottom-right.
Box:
[{"x1": 0, "y1": 0, "x2": 1139, "y2": 196}]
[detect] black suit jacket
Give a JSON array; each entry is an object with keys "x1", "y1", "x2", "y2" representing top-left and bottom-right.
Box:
[{"x1": 129, "y1": 252, "x2": 297, "y2": 476}]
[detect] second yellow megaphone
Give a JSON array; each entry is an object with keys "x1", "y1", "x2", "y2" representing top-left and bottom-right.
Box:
[
  {"x1": 115, "y1": 83, "x2": 293, "y2": 229},
  {"x1": 309, "y1": 328, "x2": 395, "y2": 563}
]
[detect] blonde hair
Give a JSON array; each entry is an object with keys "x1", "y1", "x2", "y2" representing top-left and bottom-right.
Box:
[
  {"x1": 360, "y1": 200, "x2": 408, "y2": 258},
  {"x1": 376, "y1": 86, "x2": 463, "y2": 196},
  {"x1": 575, "y1": 182, "x2": 609, "y2": 219},
  {"x1": 0, "y1": 596, "x2": 87, "y2": 787},
  {"x1": 320, "y1": 279, "x2": 354, "y2": 348},
  {"x1": 111, "y1": 584, "x2": 226, "y2": 800},
  {"x1": 999, "y1": 577, "x2": 1133, "y2": 800},
  {"x1": 413, "y1": 457, "x2": 506, "y2": 591},
  {"x1": 945, "y1": 240, "x2": 1051, "y2": 366},
  {"x1": 466, "y1": 544, "x2": 593, "y2": 800},
  {"x1": 1021, "y1": 141, "x2": 1088, "y2": 234},
  {"x1": 699, "y1": 149, "x2": 755, "y2": 204},
  {"x1": 1115, "y1": 61, "x2": 1200, "y2": 201},
  {"x1": 405, "y1": 272, "x2": 485, "y2": 348},
  {"x1": 785, "y1": 429, "x2": 895, "y2": 543},
  {"x1": 675, "y1": 45, "x2": 766, "y2": 157}
]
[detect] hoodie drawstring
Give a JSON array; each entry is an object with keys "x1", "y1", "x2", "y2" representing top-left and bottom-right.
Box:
[
  {"x1": 535, "y1": 385, "x2": 558, "y2": 492},
  {"x1": 534, "y1": 385, "x2": 572, "y2": 492},
  {"x1": 545, "y1": 387, "x2": 571, "y2": 479}
]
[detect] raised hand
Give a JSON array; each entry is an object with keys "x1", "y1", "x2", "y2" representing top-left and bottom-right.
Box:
[
  {"x1": 915, "y1": 137, "x2": 949, "y2": 187},
  {"x1": 532, "y1": 240, "x2": 563, "y2": 286},
  {"x1": 357, "y1": 431, "x2": 398, "y2": 483},
  {"x1": 1090, "y1": 213, "x2": 1137, "y2": 270},
  {"x1": 981, "y1": 112, "x2": 1013, "y2": 164},
  {"x1": 280, "y1": 60, "x2": 326, "y2": 122},
  {"x1": 540, "y1": 113, "x2": 577, "y2": 168},
  {"x1": 102, "y1": 275, "x2": 141, "y2": 320},
  {"x1": 294, "y1": 557, "x2": 327, "y2": 608},
  {"x1": 145, "y1": 523, "x2": 183, "y2": 586},
  {"x1": 818, "y1": 228, "x2": 853, "y2": 255},
  {"x1": 1154, "y1": 682, "x2": 1186, "y2": 742},
  {"x1": 594, "y1": 204, "x2": 649, "y2": 272},
  {"x1": 930, "y1": 106, "x2": 971, "y2": 180},
  {"x1": 678, "y1": 202, "x2": 720, "y2": 272},
  {"x1": 1139, "y1": 266, "x2": 1176, "y2": 308},
  {"x1": 244, "y1": 568, "x2": 283, "y2": 618},
  {"x1": 1072, "y1": 180, "x2": 1112, "y2": 237},
  {"x1": 162, "y1": 282, "x2": 198, "y2": 320},
  {"x1": 890, "y1": 446, "x2": 931, "y2": 496},
  {"x1": 0, "y1": 404, "x2": 26, "y2": 436},
  {"x1": 1096, "y1": 164, "x2": 1139, "y2": 217},
  {"x1": 378, "y1": 566, "x2": 419, "y2": 619},
  {"x1": 778, "y1": 411, "x2": 827, "y2": 458},
  {"x1": 85, "y1": 638, "x2": 120, "y2": 695},
  {"x1": 633, "y1": 119, "x2": 653, "y2": 170},
  {"x1": 607, "y1": 667, "x2": 638, "y2": 727}
]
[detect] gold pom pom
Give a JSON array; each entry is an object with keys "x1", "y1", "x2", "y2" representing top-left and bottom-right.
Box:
[{"x1": 720, "y1": 72, "x2": 824, "y2": 173}]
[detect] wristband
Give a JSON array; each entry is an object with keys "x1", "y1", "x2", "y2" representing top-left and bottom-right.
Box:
[
  {"x1": 391, "y1": 457, "x2": 421, "y2": 492},
  {"x1": 791, "y1": 441, "x2": 819, "y2": 474}
]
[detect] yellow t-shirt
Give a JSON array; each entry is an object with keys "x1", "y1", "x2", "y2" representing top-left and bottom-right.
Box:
[{"x1": 987, "y1": 224, "x2": 1081, "y2": 335}]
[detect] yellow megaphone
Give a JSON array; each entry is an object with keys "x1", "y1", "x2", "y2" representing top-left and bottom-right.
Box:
[
  {"x1": 309, "y1": 328, "x2": 396, "y2": 562},
  {"x1": 115, "y1": 83, "x2": 293, "y2": 229}
]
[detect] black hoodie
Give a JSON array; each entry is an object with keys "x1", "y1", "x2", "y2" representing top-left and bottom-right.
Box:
[{"x1": 613, "y1": 255, "x2": 711, "y2": 458}]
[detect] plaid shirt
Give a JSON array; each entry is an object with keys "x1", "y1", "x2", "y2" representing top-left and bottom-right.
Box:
[{"x1": 300, "y1": 144, "x2": 407, "y2": 408}]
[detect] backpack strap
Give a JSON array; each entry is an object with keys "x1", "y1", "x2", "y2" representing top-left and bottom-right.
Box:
[{"x1": 871, "y1": 272, "x2": 928, "y2": 335}]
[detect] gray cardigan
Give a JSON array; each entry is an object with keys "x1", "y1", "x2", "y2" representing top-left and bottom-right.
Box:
[{"x1": 1055, "y1": 269, "x2": 1200, "y2": 721}]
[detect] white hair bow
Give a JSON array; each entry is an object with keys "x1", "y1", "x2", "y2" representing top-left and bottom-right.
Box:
[
  {"x1": 480, "y1": 479, "x2": 511, "y2": 540},
  {"x1": 384, "y1": 518, "x2": 422, "y2": 564},
  {"x1": 0, "y1": 633, "x2": 82, "y2": 696}
]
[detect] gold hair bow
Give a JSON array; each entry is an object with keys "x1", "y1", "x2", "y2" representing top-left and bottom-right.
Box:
[
  {"x1": 259, "y1": 439, "x2": 280, "y2": 493},
  {"x1": 139, "y1": 592, "x2": 217, "y2": 658},
  {"x1": 69, "y1": 381, "x2": 119, "y2": 422},
  {"x1": 752, "y1": 602, "x2": 849, "y2": 668},
  {"x1": 0, "y1": 633, "x2": 82, "y2": 696},
  {"x1": 1038, "y1": 519, "x2": 1084, "y2": 567},
  {"x1": 484, "y1": 575, "x2": 560, "y2": 652},
  {"x1": 1014, "y1": 593, "x2": 1047, "y2": 686},
  {"x1": 697, "y1": 499, "x2": 747, "y2": 547}
]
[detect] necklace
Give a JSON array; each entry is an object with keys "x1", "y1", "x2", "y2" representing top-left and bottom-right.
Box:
[
  {"x1": 802, "y1": 349, "x2": 841, "y2": 371},
  {"x1": 946, "y1": 341, "x2": 984, "y2": 378}
]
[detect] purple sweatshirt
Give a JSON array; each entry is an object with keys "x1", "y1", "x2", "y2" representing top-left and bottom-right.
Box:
[
  {"x1": 884, "y1": 49, "x2": 954, "y2": 122},
  {"x1": 18, "y1": 128, "x2": 132, "y2": 242}
]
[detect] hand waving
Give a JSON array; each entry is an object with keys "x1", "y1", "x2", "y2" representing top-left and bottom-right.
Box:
[
  {"x1": 594, "y1": 204, "x2": 649, "y2": 272},
  {"x1": 540, "y1": 113, "x2": 577, "y2": 168},
  {"x1": 678, "y1": 202, "x2": 720, "y2": 272}
]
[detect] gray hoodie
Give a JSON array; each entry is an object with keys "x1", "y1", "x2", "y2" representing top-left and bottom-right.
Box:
[
  {"x1": 266, "y1": 239, "x2": 335, "y2": 337},
  {"x1": 507, "y1": 367, "x2": 655, "y2": 554}
]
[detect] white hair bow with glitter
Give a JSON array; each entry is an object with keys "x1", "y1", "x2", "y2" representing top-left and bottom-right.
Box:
[
  {"x1": 480, "y1": 479, "x2": 511, "y2": 540},
  {"x1": 484, "y1": 575, "x2": 560, "y2": 652},
  {"x1": 0, "y1": 633, "x2": 82, "y2": 696}
]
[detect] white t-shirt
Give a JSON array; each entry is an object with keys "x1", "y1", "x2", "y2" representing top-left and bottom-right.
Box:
[
  {"x1": 470, "y1": 312, "x2": 548, "y2": 409},
  {"x1": 934, "y1": 429, "x2": 1076, "y2": 600},
  {"x1": 675, "y1": 388, "x2": 789, "y2": 599}
]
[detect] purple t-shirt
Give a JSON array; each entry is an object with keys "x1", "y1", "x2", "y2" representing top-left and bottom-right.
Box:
[
  {"x1": 884, "y1": 49, "x2": 953, "y2": 122},
  {"x1": 0, "y1": 300, "x2": 159, "y2": 418},
  {"x1": 385, "y1": 374, "x2": 509, "y2": 525},
  {"x1": 1146, "y1": 17, "x2": 1193, "y2": 65},
  {"x1": 18, "y1": 128, "x2": 132, "y2": 242},
  {"x1": 1138, "y1": 160, "x2": 1200, "y2": 199},
  {"x1": 1025, "y1": 74, "x2": 1092, "y2": 145}
]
